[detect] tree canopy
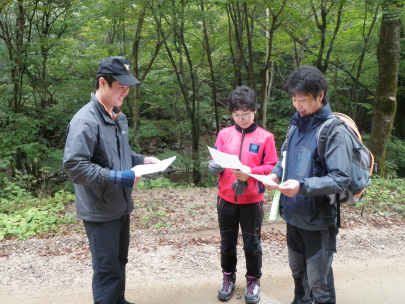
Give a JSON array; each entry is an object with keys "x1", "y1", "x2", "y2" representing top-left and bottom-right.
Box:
[{"x1": 0, "y1": 0, "x2": 404, "y2": 192}]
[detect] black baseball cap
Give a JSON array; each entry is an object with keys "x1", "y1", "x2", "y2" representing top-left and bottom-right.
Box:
[{"x1": 97, "y1": 56, "x2": 141, "y2": 86}]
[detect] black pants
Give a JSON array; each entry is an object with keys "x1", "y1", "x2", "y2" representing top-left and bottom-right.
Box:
[
  {"x1": 217, "y1": 197, "x2": 264, "y2": 278},
  {"x1": 287, "y1": 223, "x2": 336, "y2": 304},
  {"x1": 83, "y1": 214, "x2": 130, "y2": 304}
]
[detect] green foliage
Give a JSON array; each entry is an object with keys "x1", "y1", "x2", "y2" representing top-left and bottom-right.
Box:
[
  {"x1": 356, "y1": 176, "x2": 405, "y2": 215},
  {"x1": 267, "y1": 117, "x2": 290, "y2": 149},
  {"x1": 0, "y1": 190, "x2": 77, "y2": 240},
  {"x1": 363, "y1": 134, "x2": 405, "y2": 178},
  {"x1": 198, "y1": 165, "x2": 218, "y2": 188},
  {"x1": 133, "y1": 199, "x2": 172, "y2": 229},
  {"x1": 137, "y1": 178, "x2": 179, "y2": 190},
  {"x1": 138, "y1": 118, "x2": 181, "y2": 151},
  {"x1": 386, "y1": 136, "x2": 405, "y2": 178},
  {"x1": 0, "y1": 0, "x2": 401, "y2": 204},
  {"x1": 0, "y1": 176, "x2": 36, "y2": 214}
]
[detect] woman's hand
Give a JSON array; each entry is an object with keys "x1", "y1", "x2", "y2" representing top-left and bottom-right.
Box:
[{"x1": 230, "y1": 165, "x2": 250, "y2": 181}]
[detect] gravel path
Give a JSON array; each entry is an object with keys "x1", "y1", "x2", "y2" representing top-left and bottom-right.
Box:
[{"x1": 1, "y1": 188, "x2": 404, "y2": 304}]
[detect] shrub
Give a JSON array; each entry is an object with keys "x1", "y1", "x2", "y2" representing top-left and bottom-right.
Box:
[{"x1": 0, "y1": 190, "x2": 77, "y2": 240}]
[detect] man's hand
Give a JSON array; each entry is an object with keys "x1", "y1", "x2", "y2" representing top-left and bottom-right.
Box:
[
  {"x1": 134, "y1": 173, "x2": 143, "y2": 187},
  {"x1": 230, "y1": 165, "x2": 251, "y2": 182},
  {"x1": 143, "y1": 157, "x2": 160, "y2": 164},
  {"x1": 278, "y1": 179, "x2": 300, "y2": 197},
  {"x1": 264, "y1": 174, "x2": 279, "y2": 191}
]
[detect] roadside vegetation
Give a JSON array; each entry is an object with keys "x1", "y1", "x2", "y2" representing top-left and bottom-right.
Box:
[
  {"x1": 1, "y1": 0, "x2": 405, "y2": 240},
  {"x1": 1, "y1": 173, "x2": 404, "y2": 240}
]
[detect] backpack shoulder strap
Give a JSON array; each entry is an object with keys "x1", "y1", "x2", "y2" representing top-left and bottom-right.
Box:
[
  {"x1": 281, "y1": 124, "x2": 296, "y2": 153},
  {"x1": 317, "y1": 116, "x2": 345, "y2": 165},
  {"x1": 317, "y1": 116, "x2": 346, "y2": 229}
]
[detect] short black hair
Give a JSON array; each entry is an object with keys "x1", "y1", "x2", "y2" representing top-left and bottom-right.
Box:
[
  {"x1": 95, "y1": 74, "x2": 115, "y2": 89},
  {"x1": 228, "y1": 86, "x2": 258, "y2": 112},
  {"x1": 284, "y1": 65, "x2": 329, "y2": 104}
]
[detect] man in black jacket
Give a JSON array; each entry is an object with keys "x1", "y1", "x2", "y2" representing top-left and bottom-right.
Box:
[
  {"x1": 265, "y1": 66, "x2": 352, "y2": 304},
  {"x1": 63, "y1": 57, "x2": 159, "y2": 304}
]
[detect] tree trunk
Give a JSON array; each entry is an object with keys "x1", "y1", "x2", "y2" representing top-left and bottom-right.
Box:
[
  {"x1": 333, "y1": 64, "x2": 339, "y2": 111},
  {"x1": 160, "y1": 1, "x2": 201, "y2": 185},
  {"x1": 226, "y1": 6, "x2": 242, "y2": 88},
  {"x1": 132, "y1": 85, "x2": 141, "y2": 146},
  {"x1": 311, "y1": 0, "x2": 345, "y2": 74},
  {"x1": 243, "y1": 2, "x2": 255, "y2": 90},
  {"x1": 348, "y1": 4, "x2": 379, "y2": 121},
  {"x1": 201, "y1": 2, "x2": 219, "y2": 135},
  {"x1": 369, "y1": 1, "x2": 403, "y2": 177},
  {"x1": 267, "y1": 60, "x2": 275, "y2": 102},
  {"x1": 257, "y1": 1, "x2": 286, "y2": 128},
  {"x1": 132, "y1": 3, "x2": 166, "y2": 146},
  {"x1": 131, "y1": 3, "x2": 147, "y2": 146},
  {"x1": 13, "y1": 0, "x2": 24, "y2": 113},
  {"x1": 393, "y1": 26, "x2": 405, "y2": 139},
  {"x1": 227, "y1": 2, "x2": 252, "y2": 87}
]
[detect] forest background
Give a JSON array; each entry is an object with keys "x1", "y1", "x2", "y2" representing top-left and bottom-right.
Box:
[{"x1": 1, "y1": 0, "x2": 405, "y2": 239}]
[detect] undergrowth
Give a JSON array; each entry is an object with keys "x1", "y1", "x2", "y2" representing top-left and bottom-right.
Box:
[
  {"x1": 2, "y1": 174, "x2": 404, "y2": 240},
  {"x1": 136, "y1": 178, "x2": 183, "y2": 189},
  {"x1": 0, "y1": 187, "x2": 77, "y2": 240},
  {"x1": 355, "y1": 176, "x2": 405, "y2": 215}
]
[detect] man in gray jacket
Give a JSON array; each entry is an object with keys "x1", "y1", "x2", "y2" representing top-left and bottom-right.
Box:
[
  {"x1": 265, "y1": 66, "x2": 352, "y2": 304},
  {"x1": 63, "y1": 56, "x2": 159, "y2": 304}
]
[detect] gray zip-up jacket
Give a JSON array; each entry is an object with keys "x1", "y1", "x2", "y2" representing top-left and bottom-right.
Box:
[
  {"x1": 271, "y1": 104, "x2": 352, "y2": 231},
  {"x1": 63, "y1": 93, "x2": 145, "y2": 222}
]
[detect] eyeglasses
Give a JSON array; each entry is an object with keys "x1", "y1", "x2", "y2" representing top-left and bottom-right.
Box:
[{"x1": 232, "y1": 112, "x2": 252, "y2": 120}]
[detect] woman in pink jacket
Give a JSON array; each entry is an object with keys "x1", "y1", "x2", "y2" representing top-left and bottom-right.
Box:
[{"x1": 209, "y1": 86, "x2": 278, "y2": 304}]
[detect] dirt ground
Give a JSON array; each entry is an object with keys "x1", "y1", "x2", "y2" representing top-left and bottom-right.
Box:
[{"x1": 1, "y1": 188, "x2": 404, "y2": 304}]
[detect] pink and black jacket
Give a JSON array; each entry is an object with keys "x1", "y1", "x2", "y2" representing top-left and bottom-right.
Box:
[{"x1": 214, "y1": 120, "x2": 278, "y2": 204}]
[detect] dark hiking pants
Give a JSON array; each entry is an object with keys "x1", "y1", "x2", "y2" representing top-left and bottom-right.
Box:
[
  {"x1": 84, "y1": 214, "x2": 130, "y2": 304},
  {"x1": 287, "y1": 223, "x2": 337, "y2": 304},
  {"x1": 217, "y1": 197, "x2": 264, "y2": 278}
]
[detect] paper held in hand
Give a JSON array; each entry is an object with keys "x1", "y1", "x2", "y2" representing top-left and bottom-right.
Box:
[
  {"x1": 208, "y1": 146, "x2": 277, "y2": 186},
  {"x1": 208, "y1": 147, "x2": 245, "y2": 170},
  {"x1": 246, "y1": 173, "x2": 278, "y2": 187},
  {"x1": 131, "y1": 156, "x2": 176, "y2": 176}
]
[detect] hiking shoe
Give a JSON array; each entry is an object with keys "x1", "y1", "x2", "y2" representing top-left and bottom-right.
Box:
[
  {"x1": 245, "y1": 276, "x2": 260, "y2": 303},
  {"x1": 120, "y1": 300, "x2": 135, "y2": 304},
  {"x1": 217, "y1": 272, "x2": 236, "y2": 301}
]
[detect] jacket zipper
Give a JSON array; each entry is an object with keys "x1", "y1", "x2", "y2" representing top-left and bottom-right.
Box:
[
  {"x1": 239, "y1": 129, "x2": 245, "y2": 160},
  {"x1": 297, "y1": 146, "x2": 303, "y2": 175},
  {"x1": 235, "y1": 129, "x2": 246, "y2": 204}
]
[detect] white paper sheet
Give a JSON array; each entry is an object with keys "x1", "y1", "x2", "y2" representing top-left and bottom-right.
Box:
[
  {"x1": 246, "y1": 173, "x2": 278, "y2": 187},
  {"x1": 208, "y1": 146, "x2": 278, "y2": 186},
  {"x1": 208, "y1": 147, "x2": 245, "y2": 170},
  {"x1": 131, "y1": 156, "x2": 176, "y2": 176}
]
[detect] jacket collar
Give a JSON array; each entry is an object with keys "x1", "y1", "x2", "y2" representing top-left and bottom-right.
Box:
[
  {"x1": 289, "y1": 103, "x2": 332, "y2": 133},
  {"x1": 234, "y1": 119, "x2": 258, "y2": 134},
  {"x1": 91, "y1": 93, "x2": 122, "y2": 123}
]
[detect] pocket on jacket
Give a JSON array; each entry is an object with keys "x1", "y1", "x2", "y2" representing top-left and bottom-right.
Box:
[
  {"x1": 296, "y1": 146, "x2": 312, "y2": 178},
  {"x1": 95, "y1": 136, "x2": 118, "y2": 168},
  {"x1": 87, "y1": 184, "x2": 106, "y2": 204}
]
